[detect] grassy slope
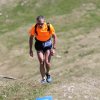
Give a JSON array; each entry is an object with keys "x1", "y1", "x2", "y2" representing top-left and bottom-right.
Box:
[{"x1": 0, "y1": 0, "x2": 100, "y2": 100}]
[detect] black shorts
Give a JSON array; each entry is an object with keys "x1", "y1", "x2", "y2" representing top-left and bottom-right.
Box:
[{"x1": 35, "y1": 38, "x2": 52, "y2": 52}]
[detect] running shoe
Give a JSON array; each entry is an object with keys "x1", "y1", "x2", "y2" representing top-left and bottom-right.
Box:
[
  {"x1": 46, "y1": 73, "x2": 52, "y2": 83},
  {"x1": 41, "y1": 78, "x2": 47, "y2": 84}
]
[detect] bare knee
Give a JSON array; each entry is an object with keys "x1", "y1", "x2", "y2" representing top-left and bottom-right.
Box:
[
  {"x1": 45, "y1": 59, "x2": 51, "y2": 66},
  {"x1": 39, "y1": 59, "x2": 44, "y2": 65}
]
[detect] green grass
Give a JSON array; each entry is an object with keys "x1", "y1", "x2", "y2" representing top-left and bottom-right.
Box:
[
  {"x1": 0, "y1": 81, "x2": 50, "y2": 100},
  {"x1": 55, "y1": 10, "x2": 100, "y2": 33},
  {"x1": 0, "y1": 0, "x2": 96, "y2": 34},
  {"x1": 0, "y1": 0, "x2": 100, "y2": 100}
]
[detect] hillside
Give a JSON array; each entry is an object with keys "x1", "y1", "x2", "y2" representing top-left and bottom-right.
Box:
[{"x1": 0, "y1": 0, "x2": 100, "y2": 100}]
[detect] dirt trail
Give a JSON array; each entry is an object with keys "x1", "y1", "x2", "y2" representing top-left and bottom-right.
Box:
[{"x1": 0, "y1": 0, "x2": 14, "y2": 6}]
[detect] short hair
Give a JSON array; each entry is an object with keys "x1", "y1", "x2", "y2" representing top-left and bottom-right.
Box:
[{"x1": 36, "y1": 15, "x2": 45, "y2": 21}]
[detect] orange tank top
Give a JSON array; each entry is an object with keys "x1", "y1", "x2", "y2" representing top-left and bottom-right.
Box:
[{"x1": 29, "y1": 22, "x2": 55, "y2": 41}]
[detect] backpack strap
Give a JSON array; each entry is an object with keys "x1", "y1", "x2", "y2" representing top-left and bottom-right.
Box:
[
  {"x1": 35, "y1": 24, "x2": 38, "y2": 35},
  {"x1": 47, "y1": 22, "x2": 50, "y2": 31}
]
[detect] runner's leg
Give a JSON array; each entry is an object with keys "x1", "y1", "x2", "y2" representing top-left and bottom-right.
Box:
[
  {"x1": 45, "y1": 49, "x2": 52, "y2": 82},
  {"x1": 45, "y1": 50, "x2": 51, "y2": 74},
  {"x1": 37, "y1": 51, "x2": 45, "y2": 80}
]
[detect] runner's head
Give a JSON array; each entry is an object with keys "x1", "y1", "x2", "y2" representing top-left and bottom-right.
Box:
[{"x1": 36, "y1": 16, "x2": 45, "y2": 28}]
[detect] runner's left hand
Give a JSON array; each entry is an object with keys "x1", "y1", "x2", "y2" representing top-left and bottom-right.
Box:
[{"x1": 50, "y1": 49, "x2": 55, "y2": 56}]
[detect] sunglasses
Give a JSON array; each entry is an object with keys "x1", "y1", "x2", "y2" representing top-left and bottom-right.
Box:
[{"x1": 37, "y1": 23, "x2": 44, "y2": 25}]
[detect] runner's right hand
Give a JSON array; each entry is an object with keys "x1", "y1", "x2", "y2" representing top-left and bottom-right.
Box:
[{"x1": 29, "y1": 50, "x2": 33, "y2": 57}]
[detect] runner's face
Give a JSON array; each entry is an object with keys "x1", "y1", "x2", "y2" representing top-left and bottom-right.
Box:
[{"x1": 37, "y1": 19, "x2": 45, "y2": 28}]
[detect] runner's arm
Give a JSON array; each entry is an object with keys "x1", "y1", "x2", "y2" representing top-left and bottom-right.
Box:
[
  {"x1": 29, "y1": 35, "x2": 34, "y2": 57},
  {"x1": 52, "y1": 33, "x2": 57, "y2": 49}
]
